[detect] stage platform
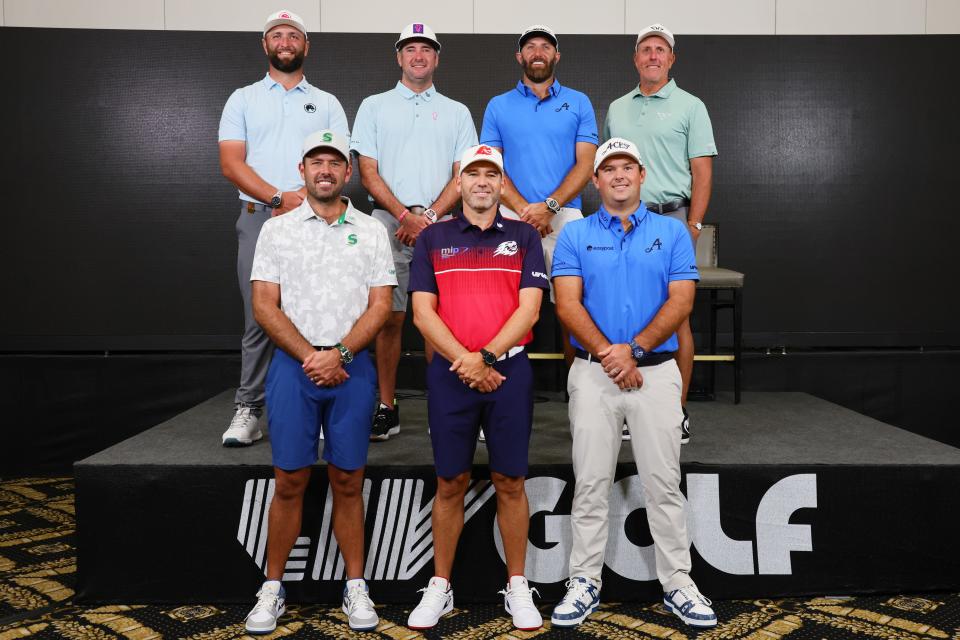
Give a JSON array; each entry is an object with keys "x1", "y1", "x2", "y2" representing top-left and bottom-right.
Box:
[{"x1": 76, "y1": 391, "x2": 960, "y2": 604}]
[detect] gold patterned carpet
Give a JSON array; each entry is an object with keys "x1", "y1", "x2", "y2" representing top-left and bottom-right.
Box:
[{"x1": 1, "y1": 477, "x2": 957, "y2": 639}]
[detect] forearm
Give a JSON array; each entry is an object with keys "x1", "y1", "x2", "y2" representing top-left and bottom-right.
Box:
[
  {"x1": 340, "y1": 293, "x2": 392, "y2": 355},
  {"x1": 550, "y1": 159, "x2": 592, "y2": 208},
  {"x1": 687, "y1": 158, "x2": 713, "y2": 225},
  {"x1": 253, "y1": 302, "x2": 314, "y2": 362},
  {"x1": 483, "y1": 300, "x2": 540, "y2": 357},
  {"x1": 634, "y1": 296, "x2": 694, "y2": 352},
  {"x1": 557, "y1": 300, "x2": 612, "y2": 356},
  {"x1": 499, "y1": 171, "x2": 528, "y2": 212},
  {"x1": 360, "y1": 165, "x2": 406, "y2": 219},
  {"x1": 222, "y1": 159, "x2": 277, "y2": 204},
  {"x1": 413, "y1": 307, "x2": 469, "y2": 363},
  {"x1": 429, "y1": 175, "x2": 463, "y2": 217}
]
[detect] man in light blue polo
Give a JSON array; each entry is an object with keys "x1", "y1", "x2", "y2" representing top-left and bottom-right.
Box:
[
  {"x1": 480, "y1": 24, "x2": 598, "y2": 368},
  {"x1": 604, "y1": 23, "x2": 718, "y2": 443},
  {"x1": 550, "y1": 138, "x2": 716, "y2": 629},
  {"x1": 351, "y1": 22, "x2": 478, "y2": 440},
  {"x1": 218, "y1": 9, "x2": 349, "y2": 447}
]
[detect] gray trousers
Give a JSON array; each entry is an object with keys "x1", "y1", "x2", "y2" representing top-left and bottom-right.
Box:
[{"x1": 235, "y1": 201, "x2": 275, "y2": 407}]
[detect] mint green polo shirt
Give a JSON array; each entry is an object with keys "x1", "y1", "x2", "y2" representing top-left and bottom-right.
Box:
[{"x1": 602, "y1": 79, "x2": 717, "y2": 204}]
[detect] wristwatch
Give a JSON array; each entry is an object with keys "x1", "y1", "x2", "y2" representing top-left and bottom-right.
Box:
[
  {"x1": 544, "y1": 198, "x2": 561, "y2": 214},
  {"x1": 334, "y1": 342, "x2": 354, "y2": 365},
  {"x1": 628, "y1": 339, "x2": 646, "y2": 365},
  {"x1": 270, "y1": 190, "x2": 283, "y2": 209},
  {"x1": 479, "y1": 349, "x2": 497, "y2": 366},
  {"x1": 423, "y1": 208, "x2": 438, "y2": 223},
  {"x1": 690, "y1": 221, "x2": 703, "y2": 231}
]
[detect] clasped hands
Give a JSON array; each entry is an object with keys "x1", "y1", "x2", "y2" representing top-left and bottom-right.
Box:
[
  {"x1": 395, "y1": 209, "x2": 431, "y2": 246},
  {"x1": 302, "y1": 349, "x2": 348, "y2": 387},
  {"x1": 598, "y1": 343, "x2": 643, "y2": 391},
  {"x1": 449, "y1": 352, "x2": 506, "y2": 393},
  {"x1": 519, "y1": 201, "x2": 554, "y2": 237}
]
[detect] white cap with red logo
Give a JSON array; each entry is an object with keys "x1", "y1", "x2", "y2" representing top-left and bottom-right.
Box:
[
  {"x1": 263, "y1": 10, "x2": 307, "y2": 39},
  {"x1": 459, "y1": 145, "x2": 504, "y2": 174}
]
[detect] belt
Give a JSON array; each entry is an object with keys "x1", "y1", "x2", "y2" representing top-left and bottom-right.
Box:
[
  {"x1": 245, "y1": 201, "x2": 273, "y2": 213},
  {"x1": 497, "y1": 345, "x2": 525, "y2": 361},
  {"x1": 574, "y1": 348, "x2": 675, "y2": 367},
  {"x1": 646, "y1": 199, "x2": 690, "y2": 215},
  {"x1": 313, "y1": 346, "x2": 336, "y2": 351}
]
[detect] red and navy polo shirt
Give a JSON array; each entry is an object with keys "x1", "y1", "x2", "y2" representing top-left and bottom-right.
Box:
[{"x1": 409, "y1": 211, "x2": 549, "y2": 352}]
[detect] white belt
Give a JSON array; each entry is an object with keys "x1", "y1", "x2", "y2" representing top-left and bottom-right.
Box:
[{"x1": 497, "y1": 345, "x2": 525, "y2": 361}]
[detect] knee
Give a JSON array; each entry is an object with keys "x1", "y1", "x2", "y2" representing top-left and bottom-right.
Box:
[
  {"x1": 328, "y1": 468, "x2": 364, "y2": 500},
  {"x1": 491, "y1": 474, "x2": 526, "y2": 502},
  {"x1": 273, "y1": 469, "x2": 310, "y2": 501},
  {"x1": 436, "y1": 473, "x2": 470, "y2": 502}
]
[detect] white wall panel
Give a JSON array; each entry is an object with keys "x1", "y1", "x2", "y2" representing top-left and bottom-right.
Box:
[
  {"x1": 4, "y1": 0, "x2": 163, "y2": 29},
  {"x1": 776, "y1": 0, "x2": 925, "y2": 34},
  {"x1": 927, "y1": 0, "x2": 960, "y2": 34},
  {"x1": 626, "y1": 0, "x2": 776, "y2": 35},
  {"x1": 1, "y1": 1, "x2": 5, "y2": 27},
  {"x1": 165, "y1": 0, "x2": 321, "y2": 33},
  {"x1": 475, "y1": 0, "x2": 626, "y2": 34},
  {"x1": 321, "y1": 0, "x2": 472, "y2": 34}
]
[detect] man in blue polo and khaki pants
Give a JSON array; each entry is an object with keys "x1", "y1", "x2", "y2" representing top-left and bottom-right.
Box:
[{"x1": 550, "y1": 138, "x2": 717, "y2": 629}]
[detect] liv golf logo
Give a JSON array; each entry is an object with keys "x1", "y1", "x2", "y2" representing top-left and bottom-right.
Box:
[{"x1": 238, "y1": 474, "x2": 816, "y2": 582}]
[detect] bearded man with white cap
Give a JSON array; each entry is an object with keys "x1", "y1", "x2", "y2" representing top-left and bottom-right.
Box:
[
  {"x1": 549, "y1": 138, "x2": 716, "y2": 629},
  {"x1": 604, "y1": 23, "x2": 718, "y2": 445},
  {"x1": 350, "y1": 21, "x2": 477, "y2": 441},
  {"x1": 218, "y1": 9, "x2": 349, "y2": 448}
]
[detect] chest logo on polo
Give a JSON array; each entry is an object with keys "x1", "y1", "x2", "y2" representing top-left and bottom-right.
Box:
[
  {"x1": 644, "y1": 238, "x2": 663, "y2": 253},
  {"x1": 555, "y1": 102, "x2": 570, "y2": 112},
  {"x1": 656, "y1": 112, "x2": 672, "y2": 120},
  {"x1": 493, "y1": 241, "x2": 518, "y2": 257},
  {"x1": 587, "y1": 245, "x2": 614, "y2": 252},
  {"x1": 304, "y1": 103, "x2": 317, "y2": 113},
  {"x1": 441, "y1": 247, "x2": 469, "y2": 259},
  {"x1": 347, "y1": 233, "x2": 358, "y2": 246}
]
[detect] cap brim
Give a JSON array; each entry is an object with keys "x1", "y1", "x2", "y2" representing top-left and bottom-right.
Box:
[
  {"x1": 395, "y1": 36, "x2": 441, "y2": 51},
  {"x1": 303, "y1": 145, "x2": 350, "y2": 162},
  {"x1": 264, "y1": 20, "x2": 306, "y2": 36},
  {"x1": 518, "y1": 31, "x2": 558, "y2": 49}
]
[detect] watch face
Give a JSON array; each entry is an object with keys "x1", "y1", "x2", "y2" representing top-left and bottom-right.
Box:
[
  {"x1": 270, "y1": 196, "x2": 282, "y2": 208},
  {"x1": 424, "y1": 209, "x2": 437, "y2": 223}
]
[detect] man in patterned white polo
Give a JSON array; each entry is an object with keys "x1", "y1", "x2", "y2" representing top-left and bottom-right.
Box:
[{"x1": 242, "y1": 130, "x2": 396, "y2": 634}]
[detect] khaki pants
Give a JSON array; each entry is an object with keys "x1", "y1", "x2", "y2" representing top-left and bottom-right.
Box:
[
  {"x1": 567, "y1": 357, "x2": 692, "y2": 591},
  {"x1": 499, "y1": 206, "x2": 581, "y2": 303}
]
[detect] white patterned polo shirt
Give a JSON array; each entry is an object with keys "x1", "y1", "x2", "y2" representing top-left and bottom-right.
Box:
[{"x1": 250, "y1": 198, "x2": 397, "y2": 345}]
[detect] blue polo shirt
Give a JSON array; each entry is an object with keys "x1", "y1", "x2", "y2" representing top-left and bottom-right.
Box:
[
  {"x1": 551, "y1": 204, "x2": 698, "y2": 353},
  {"x1": 480, "y1": 79, "x2": 598, "y2": 211},
  {"x1": 219, "y1": 73, "x2": 349, "y2": 203},
  {"x1": 350, "y1": 82, "x2": 477, "y2": 208}
]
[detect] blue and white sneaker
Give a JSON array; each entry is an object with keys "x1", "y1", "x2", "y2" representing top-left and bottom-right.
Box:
[
  {"x1": 245, "y1": 581, "x2": 285, "y2": 634},
  {"x1": 550, "y1": 576, "x2": 600, "y2": 627},
  {"x1": 663, "y1": 584, "x2": 717, "y2": 627},
  {"x1": 342, "y1": 578, "x2": 379, "y2": 631}
]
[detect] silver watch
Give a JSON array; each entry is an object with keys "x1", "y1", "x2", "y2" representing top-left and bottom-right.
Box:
[
  {"x1": 690, "y1": 221, "x2": 703, "y2": 231},
  {"x1": 544, "y1": 198, "x2": 561, "y2": 214}
]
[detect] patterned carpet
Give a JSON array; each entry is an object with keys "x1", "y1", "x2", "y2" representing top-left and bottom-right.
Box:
[{"x1": 1, "y1": 477, "x2": 957, "y2": 639}]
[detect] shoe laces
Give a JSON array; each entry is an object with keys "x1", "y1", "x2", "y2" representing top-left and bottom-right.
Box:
[
  {"x1": 676, "y1": 584, "x2": 711, "y2": 607},
  {"x1": 230, "y1": 407, "x2": 255, "y2": 429},
  {"x1": 417, "y1": 582, "x2": 451, "y2": 608},
  {"x1": 499, "y1": 581, "x2": 540, "y2": 606},
  {"x1": 345, "y1": 584, "x2": 375, "y2": 614},
  {"x1": 560, "y1": 578, "x2": 594, "y2": 605},
  {"x1": 251, "y1": 587, "x2": 281, "y2": 615}
]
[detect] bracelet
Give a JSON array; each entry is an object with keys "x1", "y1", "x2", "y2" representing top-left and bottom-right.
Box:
[{"x1": 398, "y1": 209, "x2": 410, "y2": 223}]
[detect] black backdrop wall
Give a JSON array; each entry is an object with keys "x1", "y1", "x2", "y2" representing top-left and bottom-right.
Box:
[{"x1": 2, "y1": 28, "x2": 959, "y2": 351}]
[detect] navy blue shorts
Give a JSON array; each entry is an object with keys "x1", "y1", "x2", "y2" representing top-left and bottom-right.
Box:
[
  {"x1": 427, "y1": 352, "x2": 533, "y2": 478},
  {"x1": 265, "y1": 348, "x2": 376, "y2": 472}
]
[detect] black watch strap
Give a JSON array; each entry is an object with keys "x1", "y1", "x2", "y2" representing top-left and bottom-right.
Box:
[{"x1": 479, "y1": 349, "x2": 497, "y2": 366}]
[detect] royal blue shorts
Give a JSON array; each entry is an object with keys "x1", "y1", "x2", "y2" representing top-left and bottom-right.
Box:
[
  {"x1": 427, "y1": 352, "x2": 533, "y2": 478},
  {"x1": 265, "y1": 348, "x2": 376, "y2": 472}
]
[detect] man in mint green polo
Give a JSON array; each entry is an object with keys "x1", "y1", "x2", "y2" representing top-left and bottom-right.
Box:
[{"x1": 603, "y1": 23, "x2": 717, "y2": 444}]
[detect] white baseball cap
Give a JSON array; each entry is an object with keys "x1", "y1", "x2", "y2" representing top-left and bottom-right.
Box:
[
  {"x1": 594, "y1": 138, "x2": 644, "y2": 173},
  {"x1": 636, "y1": 23, "x2": 675, "y2": 49},
  {"x1": 459, "y1": 145, "x2": 504, "y2": 175},
  {"x1": 301, "y1": 130, "x2": 351, "y2": 163},
  {"x1": 518, "y1": 24, "x2": 558, "y2": 51},
  {"x1": 396, "y1": 22, "x2": 441, "y2": 51},
  {"x1": 263, "y1": 9, "x2": 307, "y2": 39}
]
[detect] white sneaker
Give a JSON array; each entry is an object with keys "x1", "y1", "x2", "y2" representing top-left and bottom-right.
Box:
[
  {"x1": 622, "y1": 423, "x2": 631, "y2": 441},
  {"x1": 500, "y1": 575, "x2": 542, "y2": 631},
  {"x1": 408, "y1": 576, "x2": 454, "y2": 629},
  {"x1": 663, "y1": 584, "x2": 717, "y2": 627},
  {"x1": 245, "y1": 581, "x2": 285, "y2": 634},
  {"x1": 222, "y1": 406, "x2": 263, "y2": 447},
  {"x1": 550, "y1": 576, "x2": 600, "y2": 627},
  {"x1": 479, "y1": 427, "x2": 486, "y2": 443},
  {"x1": 342, "y1": 579, "x2": 378, "y2": 631}
]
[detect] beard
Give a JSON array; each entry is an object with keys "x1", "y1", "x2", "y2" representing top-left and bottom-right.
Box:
[
  {"x1": 269, "y1": 50, "x2": 305, "y2": 73},
  {"x1": 522, "y1": 57, "x2": 556, "y2": 83}
]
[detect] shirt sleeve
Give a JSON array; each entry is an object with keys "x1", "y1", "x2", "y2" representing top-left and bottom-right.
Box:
[
  {"x1": 408, "y1": 226, "x2": 438, "y2": 294},
  {"x1": 218, "y1": 89, "x2": 247, "y2": 142},
  {"x1": 519, "y1": 225, "x2": 550, "y2": 290},
  {"x1": 686, "y1": 99, "x2": 718, "y2": 159},
  {"x1": 327, "y1": 94, "x2": 350, "y2": 139},
  {"x1": 454, "y1": 103, "x2": 479, "y2": 159},
  {"x1": 250, "y1": 220, "x2": 279, "y2": 283},
  {"x1": 368, "y1": 222, "x2": 399, "y2": 288},
  {"x1": 668, "y1": 221, "x2": 699, "y2": 282},
  {"x1": 575, "y1": 94, "x2": 600, "y2": 145},
  {"x1": 349, "y1": 97, "x2": 377, "y2": 158},
  {"x1": 550, "y1": 223, "x2": 582, "y2": 278},
  {"x1": 479, "y1": 99, "x2": 503, "y2": 148}
]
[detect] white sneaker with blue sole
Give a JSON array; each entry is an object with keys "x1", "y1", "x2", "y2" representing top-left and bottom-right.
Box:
[
  {"x1": 550, "y1": 576, "x2": 600, "y2": 627},
  {"x1": 663, "y1": 584, "x2": 717, "y2": 627}
]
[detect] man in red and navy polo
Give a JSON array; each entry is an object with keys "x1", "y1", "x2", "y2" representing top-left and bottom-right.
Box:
[{"x1": 405, "y1": 145, "x2": 548, "y2": 632}]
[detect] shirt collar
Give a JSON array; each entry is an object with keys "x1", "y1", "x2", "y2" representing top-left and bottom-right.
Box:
[
  {"x1": 299, "y1": 197, "x2": 358, "y2": 224},
  {"x1": 395, "y1": 81, "x2": 436, "y2": 101},
  {"x1": 632, "y1": 77, "x2": 676, "y2": 99},
  {"x1": 515, "y1": 77, "x2": 562, "y2": 99},
  {"x1": 455, "y1": 209, "x2": 507, "y2": 233},
  {"x1": 596, "y1": 202, "x2": 649, "y2": 228},
  {"x1": 262, "y1": 72, "x2": 310, "y2": 93}
]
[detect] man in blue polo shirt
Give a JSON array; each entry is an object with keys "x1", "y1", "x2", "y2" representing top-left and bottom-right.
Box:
[
  {"x1": 406, "y1": 145, "x2": 548, "y2": 632},
  {"x1": 480, "y1": 24, "x2": 598, "y2": 367},
  {"x1": 351, "y1": 22, "x2": 477, "y2": 441},
  {"x1": 219, "y1": 9, "x2": 349, "y2": 447},
  {"x1": 550, "y1": 138, "x2": 716, "y2": 629}
]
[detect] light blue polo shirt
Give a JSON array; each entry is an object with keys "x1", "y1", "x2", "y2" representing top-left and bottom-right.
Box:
[
  {"x1": 551, "y1": 203, "x2": 698, "y2": 353},
  {"x1": 350, "y1": 82, "x2": 477, "y2": 207},
  {"x1": 219, "y1": 73, "x2": 349, "y2": 203},
  {"x1": 480, "y1": 79, "x2": 599, "y2": 211}
]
